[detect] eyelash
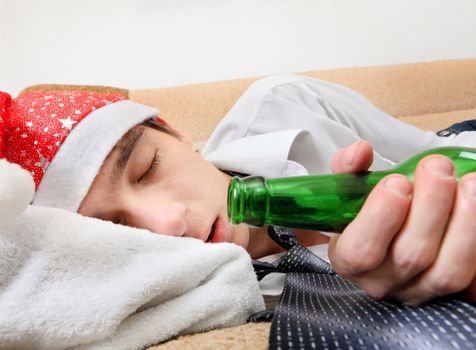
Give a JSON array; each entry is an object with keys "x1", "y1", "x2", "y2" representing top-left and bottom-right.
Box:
[
  {"x1": 112, "y1": 217, "x2": 124, "y2": 225},
  {"x1": 138, "y1": 150, "x2": 160, "y2": 183}
]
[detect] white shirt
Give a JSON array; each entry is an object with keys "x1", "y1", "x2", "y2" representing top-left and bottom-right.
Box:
[{"x1": 202, "y1": 74, "x2": 476, "y2": 296}]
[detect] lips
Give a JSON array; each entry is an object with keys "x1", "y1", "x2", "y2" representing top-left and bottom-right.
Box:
[
  {"x1": 206, "y1": 216, "x2": 230, "y2": 243},
  {"x1": 206, "y1": 221, "x2": 216, "y2": 242}
]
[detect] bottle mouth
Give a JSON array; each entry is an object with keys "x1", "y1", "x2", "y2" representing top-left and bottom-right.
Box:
[
  {"x1": 227, "y1": 176, "x2": 267, "y2": 227},
  {"x1": 227, "y1": 177, "x2": 243, "y2": 225}
]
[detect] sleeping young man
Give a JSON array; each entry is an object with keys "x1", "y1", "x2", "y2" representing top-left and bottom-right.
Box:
[{"x1": 2, "y1": 75, "x2": 476, "y2": 307}]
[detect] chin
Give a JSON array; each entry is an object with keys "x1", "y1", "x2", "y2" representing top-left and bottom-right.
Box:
[{"x1": 230, "y1": 224, "x2": 250, "y2": 249}]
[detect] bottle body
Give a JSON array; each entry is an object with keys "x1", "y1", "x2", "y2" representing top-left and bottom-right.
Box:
[{"x1": 228, "y1": 147, "x2": 476, "y2": 232}]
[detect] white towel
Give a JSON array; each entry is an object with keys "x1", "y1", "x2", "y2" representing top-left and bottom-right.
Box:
[{"x1": 0, "y1": 159, "x2": 265, "y2": 350}]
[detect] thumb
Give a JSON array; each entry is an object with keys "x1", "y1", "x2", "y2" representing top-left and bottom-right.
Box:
[{"x1": 331, "y1": 140, "x2": 374, "y2": 174}]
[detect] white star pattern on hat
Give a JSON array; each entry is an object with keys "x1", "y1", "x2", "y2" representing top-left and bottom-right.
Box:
[
  {"x1": 57, "y1": 116, "x2": 77, "y2": 130},
  {"x1": 2, "y1": 89, "x2": 130, "y2": 203},
  {"x1": 35, "y1": 151, "x2": 50, "y2": 171}
]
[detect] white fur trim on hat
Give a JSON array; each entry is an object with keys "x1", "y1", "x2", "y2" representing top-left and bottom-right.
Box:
[
  {"x1": 0, "y1": 159, "x2": 35, "y2": 229},
  {"x1": 33, "y1": 101, "x2": 159, "y2": 212}
]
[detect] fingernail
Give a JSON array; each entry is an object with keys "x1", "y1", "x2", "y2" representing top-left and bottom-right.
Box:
[
  {"x1": 423, "y1": 157, "x2": 454, "y2": 178},
  {"x1": 344, "y1": 141, "x2": 360, "y2": 166},
  {"x1": 384, "y1": 176, "x2": 411, "y2": 198},
  {"x1": 462, "y1": 178, "x2": 476, "y2": 198}
]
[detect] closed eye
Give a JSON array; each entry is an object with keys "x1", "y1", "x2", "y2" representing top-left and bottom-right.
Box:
[
  {"x1": 112, "y1": 216, "x2": 124, "y2": 225},
  {"x1": 138, "y1": 150, "x2": 160, "y2": 183}
]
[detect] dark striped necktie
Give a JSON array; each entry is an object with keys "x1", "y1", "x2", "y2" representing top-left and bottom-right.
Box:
[{"x1": 253, "y1": 226, "x2": 476, "y2": 350}]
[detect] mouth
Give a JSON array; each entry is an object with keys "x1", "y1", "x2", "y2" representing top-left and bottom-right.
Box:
[
  {"x1": 206, "y1": 220, "x2": 217, "y2": 243},
  {"x1": 206, "y1": 216, "x2": 230, "y2": 244}
]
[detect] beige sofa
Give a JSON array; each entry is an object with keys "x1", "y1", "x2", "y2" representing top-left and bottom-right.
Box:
[
  {"x1": 24, "y1": 58, "x2": 476, "y2": 349},
  {"x1": 129, "y1": 59, "x2": 476, "y2": 143}
]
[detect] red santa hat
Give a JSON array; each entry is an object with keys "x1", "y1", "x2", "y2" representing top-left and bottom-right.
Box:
[{"x1": 0, "y1": 90, "x2": 160, "y2": 212}]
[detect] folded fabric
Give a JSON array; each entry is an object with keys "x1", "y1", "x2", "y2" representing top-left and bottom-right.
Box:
[
  {"x1": 0, "y1": 159, "x2": 35, "y2": 229},
  {"x1": 0, "y1": 160, "x2": 264, "y2": 350}
]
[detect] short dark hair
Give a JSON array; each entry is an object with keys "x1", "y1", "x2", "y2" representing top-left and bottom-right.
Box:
[
  {"x1": 140, "y1": 118, "x2": 179, "y2": 138},
  {"x1": 106, "y1": 117, "x2": 179, "y2": 170}
]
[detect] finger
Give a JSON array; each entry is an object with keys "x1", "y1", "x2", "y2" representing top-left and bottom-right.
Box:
[
  {"x1": 393, "y1": 173, "x2": 476, "y2": 305},
  {"x1": 329, "y1": 174, "x2": 412, "y2": 276},
  {"x1": 331, "y1": 140, "x2": 374, "y2": 174},
  {"x1": 349, "y1": 156, "x2": 458, "y2": 299},
  {"x1": 387, "y1": 155, "x2": 457, "y2": 281}
]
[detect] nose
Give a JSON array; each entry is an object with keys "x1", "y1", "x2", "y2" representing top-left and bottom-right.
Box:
[{"x1": 127, "y1": 201, "x2": 189, "y2": 237}]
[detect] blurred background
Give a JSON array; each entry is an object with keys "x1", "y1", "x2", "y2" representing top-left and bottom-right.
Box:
[{"x1": 1, "y1": 0, "x2": 475, "y2": 96}]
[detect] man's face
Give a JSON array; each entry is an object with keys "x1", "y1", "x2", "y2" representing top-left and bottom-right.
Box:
[{"x1": 78, "y1": 125, "x2": 251, "y2": 248}]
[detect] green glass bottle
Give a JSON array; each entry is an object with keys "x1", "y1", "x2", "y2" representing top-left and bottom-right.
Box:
[{"x1": 228, "y1": 147, "x2": 476, "y2": 232}]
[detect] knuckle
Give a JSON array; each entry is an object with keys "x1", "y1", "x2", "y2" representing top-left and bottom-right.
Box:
[
  {"x1": 333, "y1": 248, "x2": 382, "y2": 275},
  {"x1": 426, "y1": 271, "x2": 469, "y2": 295},
  {"x1": 363, "y1": 284, "x2": 392, "y2": 300},
  {"x1": 330, "y1": 256, "x2": 353, "y2": 277},
  {"x1": 393, "y1": 248, "x2": 433, "y2": 274}
]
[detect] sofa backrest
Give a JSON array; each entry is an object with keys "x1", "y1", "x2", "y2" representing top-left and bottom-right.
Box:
[{"x1": 129, "y1": 59, "x2": 476, "y2": 142}]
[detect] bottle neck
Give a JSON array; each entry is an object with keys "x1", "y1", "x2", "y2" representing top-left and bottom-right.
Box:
[{"x1": 228, "y1": 171, "x2": 389, "y2": 232}]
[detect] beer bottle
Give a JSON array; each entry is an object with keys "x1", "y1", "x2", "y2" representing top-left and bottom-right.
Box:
[{"x1": 228, "y1": 147, "x2": 476, "y2": 232}]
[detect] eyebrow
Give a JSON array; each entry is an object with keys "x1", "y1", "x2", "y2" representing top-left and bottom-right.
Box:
[
  {"x1": 111, "y1": 126, "x2": 146, "y2": 183},
  {"x1": 89, "y1": 127, "x2": 146, "y2": 221}
]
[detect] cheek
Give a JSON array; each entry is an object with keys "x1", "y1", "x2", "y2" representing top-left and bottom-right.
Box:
[
  {"x1": 125, "y1": 197, "x2": 187, "y2": 234},
  {"x1": 169, "y1": 168, "x2": 226, "y2": 201},
  {"x1": 78, "y1": 184, "x2": 111, "y2": 218}
]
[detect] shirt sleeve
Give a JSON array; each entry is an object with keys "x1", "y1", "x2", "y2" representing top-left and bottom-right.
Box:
[
  {"x1": 204, "y1": 75, "x2": 475, "y2": 175},
  {"x1": 255, "y1": 76, "x2": 454, "y2": 162}
]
